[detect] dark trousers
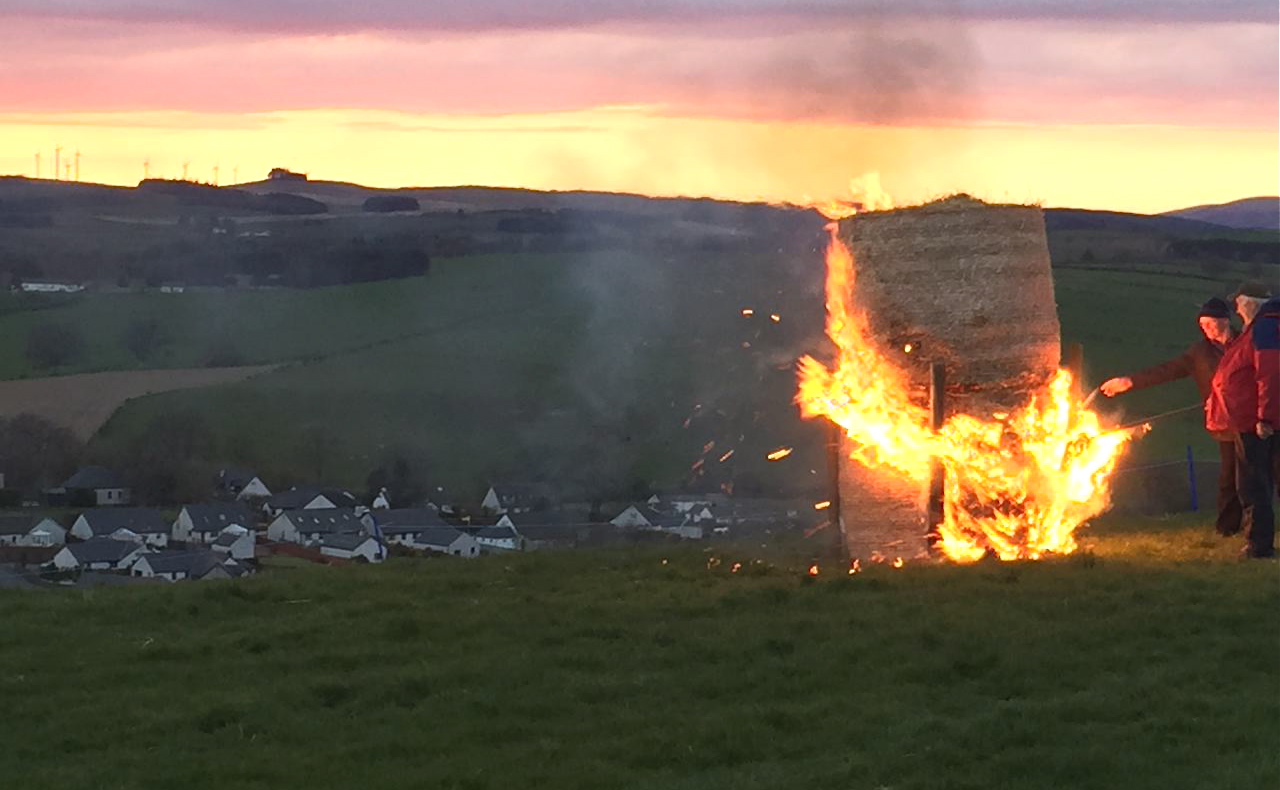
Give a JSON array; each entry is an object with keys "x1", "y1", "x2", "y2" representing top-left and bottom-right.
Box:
[
  {"x1": 1216, "y1": 440, "x2": 1243, "y2": 535},
  {"x1": 1234, "y1": 432, "x2": 1277, "y2": 557}
]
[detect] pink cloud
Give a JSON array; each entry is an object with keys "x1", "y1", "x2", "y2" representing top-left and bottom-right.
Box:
[{"x1": 0, "y1": 12, "x2": 1273, "y2": 129}]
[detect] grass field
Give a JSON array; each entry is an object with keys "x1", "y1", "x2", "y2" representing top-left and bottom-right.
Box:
[
  {"x1": 1, "y1": 514, "x2": 1275, "y2": 789},
  {"x1": 0, "y1": 217, "x2": 1266, "y2": 497}
]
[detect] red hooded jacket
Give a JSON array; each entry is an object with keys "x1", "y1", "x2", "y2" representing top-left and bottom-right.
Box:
[{"x1": 1206, "y1": 297, "x2": 1280, "y2": 433}]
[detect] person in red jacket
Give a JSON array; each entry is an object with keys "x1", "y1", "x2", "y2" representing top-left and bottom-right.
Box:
[
  {"x1": 1207, "y1": 282, "x2": 1280, "y2": 559},
  {"x1": 1101, "y1": 298, "x2": 1239, "y2": 534}
]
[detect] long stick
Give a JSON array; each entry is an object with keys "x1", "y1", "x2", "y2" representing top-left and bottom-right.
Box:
[{"x1": 1105, "y1": 403, "x2": 1202, "y2": 435}]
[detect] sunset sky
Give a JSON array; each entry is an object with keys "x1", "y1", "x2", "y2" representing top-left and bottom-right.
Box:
[{"x1": 1, "y1": 1, "x2": 1275, "y2": 212}]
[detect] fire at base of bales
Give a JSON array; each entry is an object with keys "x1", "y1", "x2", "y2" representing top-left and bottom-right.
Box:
[{"x1": 797, "y1": 192, "x2": 1143, "y2": 564}]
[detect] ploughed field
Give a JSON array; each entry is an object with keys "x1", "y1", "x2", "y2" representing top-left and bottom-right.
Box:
[
  {"x1": 2, "y1": 514, "x2": 1275, "y2": 790},
  {"x1": 0, "y1": 366, "x2": 275, "y2": 439}
]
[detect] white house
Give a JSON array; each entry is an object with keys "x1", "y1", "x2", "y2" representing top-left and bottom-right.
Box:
[
  {"x1": 319, "y1": 533, "x2": 384, "y2": 563},
  {"x1": 212, "y1": 524, "x2": 256, "y2": 561},
  {"x1": 131, "y1": 550, "x2": 229, "y2": 582},
  {"x1": 610, "y1": 504, "x2": 668, "y2": 529},
  {"x1": 70, "y1": 508, "x2": 170, "y2": 548},
  {"x1": 173, "y1": 503, "x2": 254, "y2": 544},
  {"x1": 0, "y1": 515, "x2": 66, "y2": 547},
  {"x1": 610, "y1": 504, "x2": 702, "y2": 540},
  {"x1": 263, "y1": 487, "x2": 357, "y2": 517},
  {"x1": 54, "y1": 466, "x2": 131, "y2": 506},
  {"x1": 266, "y1": 508, "x2": 369, "y2": 545},
  {"x1": 373, "y1": 508, "x2": 451, "y2": 547},
  {"x1": 51, "y1": 537, "x2": 146, "y2": 572},
  {"x1": 216, "y1": 468, "x2": 273, "y2": 500},
  {"x1": 473, "y1": 525, "x2": 524, "y2": 552},
  {"x1": 415, "y1": 526, "x2": 480, "y2": 557},
  {"x1": 481, "y1": 483, "x2": 553, "y2": 514}
]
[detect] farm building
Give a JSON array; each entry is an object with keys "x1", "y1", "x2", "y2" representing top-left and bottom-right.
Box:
[
  {"x1": 17, "y1": 280, "x2": 84, "y2": 293},
  {"x1": 70, "y1": 508, "x2": 170, "y2": 548},
  {"x1": 51, "y1": 537, "x2": 146, "y2": 572},
  {"x1": 267, "y1": 508, "x2": 370, "y2": 545},
  {"x1": 319, "y1": 533, "x2": 384, "y2": 563},
  {"x1": 0, "y1": 515, "x2": 65, "y2": 547},
  {"x1": 173, "y1": 503, "x2": 255, "y2": 544}
]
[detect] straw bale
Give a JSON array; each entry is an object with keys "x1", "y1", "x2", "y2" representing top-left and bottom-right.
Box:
[{"x1": 834, "y1": 195, "x2": 1061, "y2": 559}]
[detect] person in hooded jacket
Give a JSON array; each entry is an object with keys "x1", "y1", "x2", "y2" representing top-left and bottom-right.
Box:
[
  {"x1": 1101, "y1": 297, "x2": 1240, "y2": 535},
  {"x1": 1207, "y1": 282, "x2": 1280, "y2": 559}
]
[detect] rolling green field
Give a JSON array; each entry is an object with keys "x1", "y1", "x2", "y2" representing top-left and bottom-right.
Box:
[
  {"x1": 0, "y1": 244, "x2": 1254, "y2": 498},
  {"x1": 1, "y1": 514, "x2": 1275, "y2": 789}
]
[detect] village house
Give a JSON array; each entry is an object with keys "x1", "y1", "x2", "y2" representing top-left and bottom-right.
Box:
[
  {"x1": 216, "y1": 467, "x2": 272, "y2": 501},
  {"x1": 51, "y1": 466, "x2": 132, "y2": 506},
  {"x1": 70, "y1": 508, "x2": 171, "y2": 548},
  {"x1": 372, "y1": 508, "x2": 450, "y2": 547},
  {"x1": 263, "y1": 487, "x2": 358, "y2": 517},
  {"x1": 473, "y1": 524, "x2": 524, "y2": 552},
  {"x1": 0, "y1": 515, "x2": 66, "y2": 547},
  {"x1": 131, "y1": 549, "x2": 234, "y2": 582},
  {"x1": 173, "y1": 503, "x2": 255, "y2": 544},
  {"x1": 266, "y1": 507, "x2": 370, "y2": 545},
  {"x1": 495, "y1": 511, "x2": 597, "y2": 550},
  {"x1": 415, "y1": 526, "x2": 480, "y2": 557},
  {"x1": 611, "y1": 504, "x2": 703, "y2": 540},
  {"x1": 319, "y1": 532, "x2": 384, "y2": 563},
  {"x1": 51, "y1": 536, "x2": 146, "y2": 572},
  {"x1": 211, "y1": 524, "x2": 256, "y2": 561},
  {"x1": 480, "y1": 483, "x2": 554, "y2": 515}
]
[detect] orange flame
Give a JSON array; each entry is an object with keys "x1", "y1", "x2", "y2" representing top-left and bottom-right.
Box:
[
  {"x1": 811, "y1": 172, "x2": 896, "y2": 220},
  {"x1": 796, "y1": 222, "x2": 1139, "y2": 562}
]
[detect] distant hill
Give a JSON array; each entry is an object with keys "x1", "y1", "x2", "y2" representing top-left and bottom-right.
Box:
[{"x1": 1162, "y1": 197, "x2": 1279, "y2": 231}]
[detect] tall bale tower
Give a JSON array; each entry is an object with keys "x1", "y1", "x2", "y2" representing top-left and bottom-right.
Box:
[{"x1": 833, "y1": 195, "x2": 1061, "y2": 561}]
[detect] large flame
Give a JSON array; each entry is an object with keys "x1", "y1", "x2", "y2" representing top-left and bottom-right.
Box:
[{"x1": 797, "y1": 222, "x2": 1139, "y2": 562}]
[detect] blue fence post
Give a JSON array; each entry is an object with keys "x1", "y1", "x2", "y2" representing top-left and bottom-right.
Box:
[{"x1": 1186, "y1": 445, "x2": 1198, "y2": 512}]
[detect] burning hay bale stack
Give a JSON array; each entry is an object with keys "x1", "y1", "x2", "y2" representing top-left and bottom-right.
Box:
[{"x1": 829, "y1": 196, "x2": 1063, "y2": 562}]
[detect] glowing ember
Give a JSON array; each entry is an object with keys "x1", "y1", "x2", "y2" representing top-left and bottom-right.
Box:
[
  {"x1": 766, "y1": 447, "x2": 793, "y2": 461},
  {"x1": 814, "y1": 500, "x2": 831, "y2": 510},
  {"x1": 770, "y1": 313, "x2": 781, "y2": 323},
  {"x1": 903, "y1": 343, "x2": 913, "y2": 353},
  {"x1": 891, "y1": 557, "x2": 905, "y2": 569},
  {"x1": 718, "y1": 449, "x2": 735, "y2": 463},
  {"x1": 796, "y1": 221, "x2": 1140, "y2": 562},
  {"x1": 807, "y1": 563, "x2": 820, "y2": 576},
  {"x1": 742, "y1": 308, "x2": 755, "y2": 316},
  {"x1": 848, "y1": 559, "x2": 861, "y2": 574}
]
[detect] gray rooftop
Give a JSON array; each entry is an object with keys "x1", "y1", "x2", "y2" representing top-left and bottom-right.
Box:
[
  {"x1": 0, "y1": 515, "x2": 60, "y2": 535},
  {"x1": 281, "y1": 508, "x2": 367, "y2": 534},
  {"x1": 321, "y1": 532, "x2": 376, "y2": 551},
  {"x1": 66, "y1": 537, "x2": 142, "y2": 564},
  {"x1": 182, "y1": 503, "x2": 254, "y2": 532},
  {"x1": 79, "y1": 508, "x2": 169, "y2": 535},
  {"x1": 61, "y1": 466, "x2": 127, "y2": 490},
  {"x1": 138, "y1": 549, "x2": 221, "y2": 576}
]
